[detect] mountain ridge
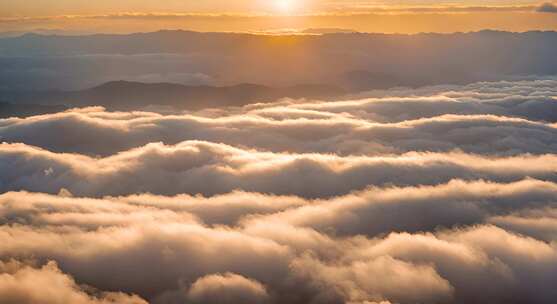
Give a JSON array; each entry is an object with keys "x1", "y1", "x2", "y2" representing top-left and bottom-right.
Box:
[{"x1": 1, "y1": 81, "x2": 346, "y2": 112}]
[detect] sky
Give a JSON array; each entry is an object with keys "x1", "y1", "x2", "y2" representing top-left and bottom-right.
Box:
[{"x1": 1, "y1": 0, "x2": 557, "y2": 33}]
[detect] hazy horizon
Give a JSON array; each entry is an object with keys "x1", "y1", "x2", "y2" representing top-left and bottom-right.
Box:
[
  {"x1": 1, "y1": 29, "x2": 557, "y2": 93},
  {"x1": 3, "y1": 0, "x2": 557, "y2": 34}
]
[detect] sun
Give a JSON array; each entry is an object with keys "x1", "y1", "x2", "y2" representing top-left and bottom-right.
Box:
[{"x1": 275, "y1": 0, "x2": 295, "y2": 13}]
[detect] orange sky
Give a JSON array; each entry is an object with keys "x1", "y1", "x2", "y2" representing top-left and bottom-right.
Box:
[{"x1": 1, "y1": 1, "x2": 557, "y2": 34}]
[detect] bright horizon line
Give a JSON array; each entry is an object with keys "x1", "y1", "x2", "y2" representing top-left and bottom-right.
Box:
[
  {"x1": 3, "y1": 2, "x2": 557, "y2": 35},
  {"x1": 0, "y1": 4, "x2": 550, "y2": 20},
  {"x1": 4, "y1": 27, "x2": 557, "y2": 37}
]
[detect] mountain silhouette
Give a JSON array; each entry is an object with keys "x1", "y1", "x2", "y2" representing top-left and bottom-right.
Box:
[{"x1": 1, "y1": 81, "x2": 346, "y2": 111}]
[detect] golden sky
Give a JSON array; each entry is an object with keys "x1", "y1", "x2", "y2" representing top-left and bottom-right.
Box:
[{"x1": 1, "y1": 0, "x2": 557, "y2": 33}]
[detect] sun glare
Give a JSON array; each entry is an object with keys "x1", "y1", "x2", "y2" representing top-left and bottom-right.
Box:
[{"x1": 275, "y1": 0, "x2": 295, "y2": 13}]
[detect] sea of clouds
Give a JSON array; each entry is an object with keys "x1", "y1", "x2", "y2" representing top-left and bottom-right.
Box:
[{"x1": 1, "y1": 79, "x2": 557, "y2": 304}]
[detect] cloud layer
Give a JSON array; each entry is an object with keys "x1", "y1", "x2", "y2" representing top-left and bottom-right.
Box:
[
  {"x1": 2, "y1": 140, "x2": 557, "y2": 197},
  {"x1": 1, "y1": 79, "x2": 557, "y2": 303},
  {"x1": 2, "y1": 79, "x2": 557, "y2": 157},
  {"x1": 2, "y1": 185, "x2": 557, "y2": 304}
]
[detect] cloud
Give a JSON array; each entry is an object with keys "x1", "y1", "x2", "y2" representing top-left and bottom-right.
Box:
[
  {"x1": 2, "y1": 109, "x2": 557, "y2": 158},
  {"x1": 3, "y1": 179, "x2": 556, "y2": 232},
  {"x1": 185, "y1": 273, "x2": 269, "y2": 304},
  {"x1": 2, "y1": 80, "x2": 557, "y2": 157},
  {"x1": 0, "y1": 223, "x2": 293, "y2": 301},
  {"x1": 243, "y1": 179, "x2": 557, "y2": 237},
  {"x1": 291, "y1": 254, "x2": 453, "y2": 304},
  {"x1": 301, "y1": 79, "x2": 557, "y2": 123},
  {"x1": 537, "y1": 2, "x2": 557, "y2": 13},
  {"x1": 2, "y1": 141, "x2": 557, "y2": 197},
  {"x1": 0, "y1": 260, "x2": 146, "y2": 304},
  {"x1": 1, "y1": 183, "x2": 557, "y2": 303},
  {"x1": 2, "y1": 78, "x2": 557, "y2": 303},
  {"x1": 488, "y1": 208, "x2": 557, "y2": 242}
]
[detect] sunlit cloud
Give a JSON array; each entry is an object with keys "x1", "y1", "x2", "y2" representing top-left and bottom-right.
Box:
[{"x1": 2, "y1": 181, "x2": 557, "y2": 303}]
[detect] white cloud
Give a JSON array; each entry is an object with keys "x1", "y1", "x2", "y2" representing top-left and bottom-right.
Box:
[
  {"x1": 0, "y1": 260, "x2": 146, "y2": 304},
  {"x1": 2, "y1": 79, "x2": 557, "y2": 303},
  {"x1": 2, "y1": 141, "x2": 557, "y2": 197}
]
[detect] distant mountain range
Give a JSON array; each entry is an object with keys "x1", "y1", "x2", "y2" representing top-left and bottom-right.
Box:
[
  {"x1": 1, "y1": 30, "x2": 557, "y2": 92},
  {"x1": 1, "y1": 81, "x2": 346, "y2": 112},
  {"x1": 0, "y1": 102, "x2": 67, "y2": 118}
]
